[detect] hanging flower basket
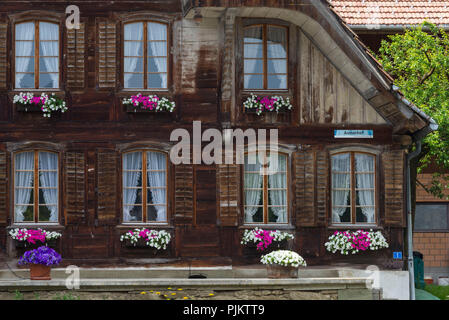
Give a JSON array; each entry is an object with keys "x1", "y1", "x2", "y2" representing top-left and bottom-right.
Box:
[
  {"x1": 13, "y1": 92, "x2": 67, "y2": 118},
  {"x1": 122, "y1": 94, "x2": 175, "y2": 113},
  {"x1": 243, "y1": 94, "x2": 292, "y2": 115},
  {"x1": 324, "y1": 230, "x2": 389, "y2": 255},
  {"x1": 261, "y1": 250, "x2": 307, "y2": 279}
]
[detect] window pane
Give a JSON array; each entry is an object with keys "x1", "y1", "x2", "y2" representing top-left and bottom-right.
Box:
[
  {"x1": 124, "y1": 57, "x2": 143, "y2": 73},
  {"x1": 18, "y1": 205, "x2": 34, "y2": 222},
  {"x1": 268, "y1": 206, "x2": 287, "y2": 223},
  {"x1": 39, "y1": 73, "x2": 58, "y2": 88},
  {"x1": 39, "y1": 57, "x2": 58, "y2": 72},
  {"x1": 124, "y1": 73, "x2": 143, "y2": 88},
  {"x1": 39, "y1": 22, "x2": 58, "y2": 40},
  {"x1": 244, "y1": 44, "x2": 263, "y2": 58},
  {"x1": 148, "y1": 22, "x2": 167, "y2": 40},
  {"x1": 39, "y1": 42, "x2": 58, "y2": 56},
  {"x1": 16, "y1": 41, "x2": 34, "y2": 56},
  {"x1": 245, "y1": 206, "x2": 263, "y2": 223},
  {"x1": 267, "y1": 59, "x2": 287, "y2": 74},
  {"x1": 148, "y1": 73, "x2": 167, "y2": 88},
  {"x1": 148, "y1": 57, "x2": 167, "y2": 73},
  {"x1": 244, "y1": 26, "x2": 263, "y2": 43},
  {"x1": 267, "y1": 75, "x2": 287, "y2": 89},
  {"x1": 148, "y1": 42, "x2": 167, "y2": 57},
  {"x1": 16, "y1": 22, "x2": 35, "y2": 40},
  {"x1": 16, "y1": 58, "x2": 34, "y2": 72},
  {"x1": 124, "y1": 41, "x2": 143, "y2": 57},
  {"x1": 124, "y1": 205, "x2": 142, "y2": 222},
  {"x1": 16, "y1": 73, "x2": 34, "y2": 88},
  {"x1": 244, "y1": 74, "x2": 263, "y2": 89},
  {"x1": 267, "y1": 26, "x2": 287, "y2": 59},
  {"x1": 123, "y1": 152, "x2": 143, "y2": 170},
  {"x1": 355, "y1": 154, "x2": 374, "y2": 172},
  {"x1": 267, "y1": 153, "x2": 287, "y2": 173},
  {"x1": 39, "y1": 205, "x2": 56, "y2": 222},
  {"x1": 124, "y1": 23, "x2": 143, "y2": 41},
  {"x1": 147, "y1": 188, "x2": 166, "y2": 205},
  {"x1": 244, "y1": 59, "x2": 263, "y2": 74},
  {"x1": 415, "y1": 204, "x2": 448, "y2": 230}
]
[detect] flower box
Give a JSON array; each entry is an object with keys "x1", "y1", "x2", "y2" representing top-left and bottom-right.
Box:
[
  {"x1": 261, "y1": 250, "x2": 307, "y2": 279},
  {"x1": 122, "y1": 94, "x2": 175, "y2": 113},
  {"x1": 266, "y1": 264, "x2": 298, "y2": 279},
  {"x1": 325, "y1": 230, "x2": 389, "y2": 255},
  {"x1": 243, "y1": 94, "x2": 292, "y2": 115},
  {"x1": 120, "y1": 228, "x2": 171, "y2": 251},
  {"x1": 13, "y1": 92, "x2": 67, "y2": 118}
]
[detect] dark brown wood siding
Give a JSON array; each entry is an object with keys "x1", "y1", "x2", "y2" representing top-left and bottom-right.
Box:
[{"x1": 64, "y1": 151, "x2": 86, "y2": 225}]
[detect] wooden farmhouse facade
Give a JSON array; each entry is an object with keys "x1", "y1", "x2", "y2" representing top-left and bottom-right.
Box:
[{"x1": 0, "y1": 0, "x2": 437, "y2": 266}]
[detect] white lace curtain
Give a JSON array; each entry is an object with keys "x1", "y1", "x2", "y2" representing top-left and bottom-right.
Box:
[
  {"x1": 268, "y1": 154, "x2": 287, "y2": 223},
  {"x1": 244, "y1": 154, "x2": 263, "y2": 222},
  {"x1": 38, "y1": 152, "x2": 58, "y2": 222},
  {"x1": 355, "y1": 154, "x2": 375, "y2": 223},
  {"x1": 14, "y1": 152, "x2": 34, "y2": 222},
  {"x1": 266, "y1": 26, "x2": 287, "y2": 89},
  {"x1": 147, "y1": 151, "x2": 167, "y2": 221},
  {"x1": 124, "y1": 23, "x2": 144, "y2": 88},
  {"x1": 39, "y1": 22, "x2": 59, "y2": 88},
  {"x1": 15, "y1": 22, "x2": 34, "y2": 88},
  {"x1": 147, "y1": 22, "x2": 167, "y2": 88},
  {"x1": 123, "y1": 152, "x2": 142, "y2": 222},
  {"x1": 331, "y1": 153, "x2": 351, "y2": 223}
]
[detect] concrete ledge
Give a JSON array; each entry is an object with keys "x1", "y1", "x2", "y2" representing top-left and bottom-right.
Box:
[{"x1": 0, "y1": 277, "x2": 372, "y2": 292}]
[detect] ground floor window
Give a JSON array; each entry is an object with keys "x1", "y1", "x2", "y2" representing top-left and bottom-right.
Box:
[
  {"x1": 244, "y1": 152, "x2": 288, "y2": 224},
  {"x1": 14, "y1": 150, "x2": 59, "y2": 223},
  {"x1": 122, "y1": 150, "x2": 168, "y2": 223},
  {"x1": 415, "y1": 203, "x2": 449, "y2": 231},
  {"x1": 331, "y1": 152, "x2": 376, "y2": 224}
]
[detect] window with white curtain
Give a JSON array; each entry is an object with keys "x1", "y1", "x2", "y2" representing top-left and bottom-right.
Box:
[
  {"x1": 14, "y1": 151, "x2": 59, "y2": 223},
  {"x1": 331, "y1": 152, "x2": 376, "y2": 224},
  {"x1": 15, "y1": 21, "x2": 59, "y2": 89},
  {"x1": 123, "y1": 21, "x2": 168, "y2": 89},
  {"x1": 243, "y1": 24, "x2": 287, "y2": 90},
  {"x1": 122, "y1": 150, "x2": 168, "y2": 223},
  {"x1": 244, "y1": 153, "x2": 288, "y2": 224}
]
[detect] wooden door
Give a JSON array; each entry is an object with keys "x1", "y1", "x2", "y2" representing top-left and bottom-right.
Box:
[{"x1": 177, "y1": 165, "x2": 220, "y2": 257}]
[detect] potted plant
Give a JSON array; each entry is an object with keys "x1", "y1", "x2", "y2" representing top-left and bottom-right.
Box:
[
  {"x1": 120, "y1": 228, "x2": 171, "y2": 254},
  {"x1": 243, "y1": 94, "x2": 292, "y2": 115},
  {"x1": 13, "y1": 92, "x2": 67, "y2": 117},
  {"x1": 18, "y1": 246, "x2": 62, "y2": 280},
  {"x1": 241, "y1": 228, "x2": 294, "y2": 253},
  {"x1": 261, "y1": 250, "x2": 307, "y2": 279},
  {"x1": 9, "y1": 228, "x2": 62, "y2": 249},
  {"x1": 324, "y1": 229, "x2": 389, "y2": 255},
  {"x1": 122, "y1": 94, "x2": 176, "y2": 113}
]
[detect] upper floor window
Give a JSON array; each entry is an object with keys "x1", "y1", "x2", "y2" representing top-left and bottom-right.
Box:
[
  {"x1": 244, "y1": 153, "x2": 288, "y2": 224},
  {"x1": 331, "y1": 152, "x2": 376, "y2": 225},
  {"x1": 123, "y1": 22, "x2": 168, "y2": 89},
  {"x1": 14, "y1": 151, "x2": 59, "y2": 223},
  {"x1": 15, "y1": 21, "x2": 59, "y2": 89},
  {"x1": 122, "y1": 150, "x2": 168, "y2": 223},
  {"x1": 243, "y1": 24, "x2": 287, "y2": 90}
]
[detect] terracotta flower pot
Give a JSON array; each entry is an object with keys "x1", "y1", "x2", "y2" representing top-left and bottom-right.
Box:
[
  {"x1": 266, "y1": 264, "x2": 298, "y2": 279},
  {"x1": 29, "y1": 264, "x2": 51, "y2": 280}
]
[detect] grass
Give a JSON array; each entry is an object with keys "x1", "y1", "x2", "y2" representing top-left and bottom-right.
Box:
[
  {"x1": 424, "y1": 284, "x2": 449, "y2": 300},
  {"x1": 13, "y1": 290, "x2": 24, "y2": 300},
  {"x1": 52, "y1": 293, "x2": 80, "y2": 300}
]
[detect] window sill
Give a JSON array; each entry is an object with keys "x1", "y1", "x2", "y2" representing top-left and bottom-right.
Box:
[
  {"x1": 327, "y1": 224, "x2": 382, "y2": 230},
  {"x1": 239, "y1": 224, "x2": 295, "y2": 231},
  {"x1": 7, "y1": 223, "x2": 64, "y2": 230},
  {"x1": 115, "y1": 223, "x2": 173, "y2": 230}
]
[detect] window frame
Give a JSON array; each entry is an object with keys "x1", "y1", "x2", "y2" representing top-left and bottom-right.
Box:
[
  {"x1": 121, "y1": 149, "x2": 169, "y2": 225},
  {"x1": 242, "y1": 22, "x2": 289, "y2": 92},
  {"x1": 12, "y1": 149, "x2": 60, "y2": 224},
  {"x1": 330, "y1": 151, "x2": 378, "y2": 226},
  {"x1": 13, "y1": 19, "x2": 61, "y2": 90},
  {"x1": 414, "y1": 202, "x2": 449, "y2": 232},
  {"x1": 242, "y1": 152, "x2": 290, "y2": 225},
  {"x1": 121, "y1": 20, "x2": 170, "y2": 91}
]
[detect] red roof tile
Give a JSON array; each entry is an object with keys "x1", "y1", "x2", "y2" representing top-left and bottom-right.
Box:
[{"x1": 329, "y1": 0, "x2": 449, "y2": 25}]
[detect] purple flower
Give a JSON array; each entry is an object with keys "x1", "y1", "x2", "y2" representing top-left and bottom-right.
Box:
[{"x1": 18, "y1": 246, "x2": 62, "y2": 266}]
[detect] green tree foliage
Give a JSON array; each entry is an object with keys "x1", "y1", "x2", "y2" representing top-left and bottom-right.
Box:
[{"x1": 378, "y1": 22, "x2": 449, "y2": 198}]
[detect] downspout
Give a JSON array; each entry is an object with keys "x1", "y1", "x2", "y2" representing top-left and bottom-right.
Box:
[{"x1": 406, "y1": 140, "x2": 421, "y2": 301}]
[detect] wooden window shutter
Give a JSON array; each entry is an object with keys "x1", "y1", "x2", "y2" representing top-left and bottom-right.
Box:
[
  {"x1": 294, "y1": 149, "x2": 316, "y2": 227},
  {"x1": 0, "y1": 22, "x2": 7, "y2": 89},
  {"x1": 0, "y1": 152, "x2": 8, "y2": 224},
  {"x1": 217, "y1": 164, "x2": 239, "y2": 226},
  {"x1": 64, "y1": 152, "x2": 86, "y2": 224},
  {"x1": 175, "y1": 164, "x2": 194, "y2": 224},
  {"x1": 97, "y1": 20, "x2": 116, "y2": 88},
  {"x1": 382, "y1": 149, "x2": 405, "y2": 227},
  {"x1": 67, "y1": 22, "x2": 85, "y2": 89},
  {"x1": 97, "y1": 150, "x2": 118, "y2": 224}
]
